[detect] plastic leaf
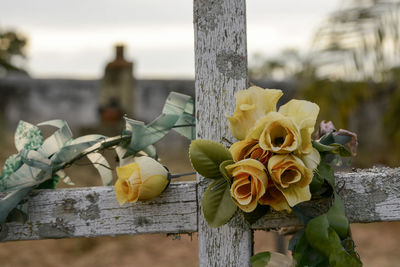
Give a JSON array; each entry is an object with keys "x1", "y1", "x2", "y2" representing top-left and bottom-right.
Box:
[
  {"x1": 250, "y1": 252, "x2": 271, "y2": 267},
  {"x1": 202, "y1": 177, "x2": 237, "y2": 228},
  {"x1": 189, "y1": 139, "x2": 232, "y2": 179},
  {"x1": 219, "y1": 160, "x2": 234, "y2": 185},
  {"x1": 327, "y1": 193, "x2": 349, "y2": 239}
]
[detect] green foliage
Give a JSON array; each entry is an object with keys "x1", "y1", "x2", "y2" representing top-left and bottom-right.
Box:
[
  {"x1": 189, "y1": 139, "x2": 232, "y2": 179},
  {"x1": 201, "y1": 177, "x2": 237, "y2": 228},
  {"x1": 251, "y1": 252, "x2": 271, "y2": 267},
  {"x1": 292, "y1": 194, "x2": 361, "y2": 267},
  {"x1": 300, "y1": 80, "x2": 373, "y2": 129},
  {"x1": 219, "y1": 159, "x2": 234, "y2": 185}
]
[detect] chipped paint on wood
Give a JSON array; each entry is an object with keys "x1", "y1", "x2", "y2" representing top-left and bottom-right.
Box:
[
  {"x1": 194, "y1": 0, "x2": 252, "y2": 266},
  {"x1": 0, "y1": 168, "x2": 399, "y2": 242},
  {"x1": 0, "y1": 182, "x2": 197, "y2": 242}
]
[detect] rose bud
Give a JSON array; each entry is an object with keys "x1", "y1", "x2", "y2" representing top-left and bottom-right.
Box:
[{"x1": 114, "y1": 156, "x2": 169, "y2": 206}]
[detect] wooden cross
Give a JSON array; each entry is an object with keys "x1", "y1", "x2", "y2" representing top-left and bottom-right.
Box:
[{"x1": 1, "y1": 1, "x2": 399, "y2": 267}]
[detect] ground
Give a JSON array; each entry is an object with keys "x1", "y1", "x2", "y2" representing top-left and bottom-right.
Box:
[{"x1": 0, "y1": 222, "x2": 399, "y2": 266}]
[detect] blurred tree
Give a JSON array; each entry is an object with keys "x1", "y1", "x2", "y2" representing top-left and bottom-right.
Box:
[
  {"x1": 0, "y1": 29, "x2": 28, "y2": 76},
  {"x1": 249, "y1": 49, "x2": 314, "y2": 80},
  {"x1": 311, "y1": 0, "x2": 400, "y2": 81}
]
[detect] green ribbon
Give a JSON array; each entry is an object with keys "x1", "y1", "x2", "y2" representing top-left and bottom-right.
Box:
[
  {"x1": 0, "y1": 91, "x2": 195, "y2": 223},
  {"x1": 124, "y1": 91, "x2": 195, "y2": 157}
]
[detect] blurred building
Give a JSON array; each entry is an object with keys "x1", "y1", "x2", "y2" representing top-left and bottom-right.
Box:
[{"x1": 99, "y1": 45, "x2": 134, "y2": 122}]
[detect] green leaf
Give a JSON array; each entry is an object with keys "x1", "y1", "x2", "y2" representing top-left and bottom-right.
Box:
[
  {"x1": 312, "y1": 141, "x2": 351, "y2": 157},
  {"x1": 293, "y1": 232, "x2": 328, "y2": 267},
  {"x1": 243, "y1": 204, "x2": 270, "y2": 225},
  {"x1": 309, "y1": 169, "x2": 324, "y2": 194},
  {"x1": 305, "y1": 213, "x2": 361, "y2": 267},
  {"x1": 316, "y1": 160, "x2": 335, "y2": 187},
  {"x1": 202, "y1": 177, "x2": 237, "y2": 227},
  {"x1": 320, "y1": 131, "x2": 351, "y2": 147},
  {"x1": 189, "y1": 139, "x2": 232, "y2": 179},
  {"x1": 312, "y1": 141, "x2": 338, "y2": 153},
  {"x1": 288, "y1": 229, "x2": 304, "y2": 252},
  {"x1": 327, "y1": 193, "x2": 349, "y2": 239},
  {"x1": 219, "y1": 160, "x2": 234, "y2": 185},
  {"x1": 251, "y1": 252, "x2": 270, "y2": 267},
  {"x1": 305, "y1": 214, "x2": 332, "y2": 256}
]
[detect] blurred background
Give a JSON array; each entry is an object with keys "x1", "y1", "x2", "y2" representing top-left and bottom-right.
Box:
[{"x1": 0, "y1": 0, "x2": 399, "y2": 266}]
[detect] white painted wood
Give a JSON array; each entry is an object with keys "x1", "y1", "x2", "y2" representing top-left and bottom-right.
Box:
[
  {"x1": 193, "y1": 0, "x2": 252, "y2": 266},
  {"x1": 1, "y1": 167, "x2": 399, "y2": 242},
  {"x1": 253, "y1": 166, "x2": 400, "y2": 229},
  {"x1": 0, "y1": 182, "x2": 197, "y2": 242}
]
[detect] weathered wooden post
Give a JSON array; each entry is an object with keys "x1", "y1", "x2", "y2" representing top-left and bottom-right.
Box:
[{"x1": 194, "y1": 0, "x2": 252, "y2": 266}]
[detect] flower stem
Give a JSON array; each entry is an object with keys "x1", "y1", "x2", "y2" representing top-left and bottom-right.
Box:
[{"x1": 53, "y1": 134, "x2": 131, "y2": 172}]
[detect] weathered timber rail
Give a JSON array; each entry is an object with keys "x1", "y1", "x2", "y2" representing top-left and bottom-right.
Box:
[{"x1": 1, "y1": 167, "x2": 398, "y2": 242}]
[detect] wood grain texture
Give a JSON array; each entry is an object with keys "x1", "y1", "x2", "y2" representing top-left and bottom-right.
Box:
[
  {"x1": 1, "y1": 167, "x2": 399, "y2": 242},
  {"x1": 193, "y1": 0, "x2": 252, "y2": 266},
  {"x1": 253, "y1": 167, "x2": 400, "y2": 229},
  {"x1": 0, "y1": 182, "x2": 197, "y2": 242}
]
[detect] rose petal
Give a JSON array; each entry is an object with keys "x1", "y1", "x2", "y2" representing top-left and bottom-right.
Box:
[{"x1": 227, "y1": 87, "x2": 283, "y2": 140}]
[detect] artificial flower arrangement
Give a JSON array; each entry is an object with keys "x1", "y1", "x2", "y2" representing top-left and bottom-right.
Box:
[
  {"x1": 0, "y1": 92, "x2": 195, "y2": 223},
  {"x1": 189, "y1": 86, "x2": 362, "y2": 267},
  {"x1": 0, "y1": 86, "x2": 362, "y2": 267}
]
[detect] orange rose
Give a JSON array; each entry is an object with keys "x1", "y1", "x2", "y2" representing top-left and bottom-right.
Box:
[
  {"x1": 225, "y1": 159, "x2": 268, "y2": 212},
  {"x1": 267, "y1": 154, "x2": 313, "y2": 207},
  {"x1": 229, "y1": 139, "x2": 271, "y2": 164}
]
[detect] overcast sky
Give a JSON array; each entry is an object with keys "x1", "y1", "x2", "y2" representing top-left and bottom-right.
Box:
[{"x1": 1, "y1": 0, "x2": 339, "y2": 79}]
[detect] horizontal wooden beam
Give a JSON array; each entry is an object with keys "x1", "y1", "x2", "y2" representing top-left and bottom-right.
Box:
[
  {"x1": 0, "y1": 182, "x2": 197, "y2": 242},
  {"x1": 1, "y1": 167, "x2": 399, "y2": 242}
]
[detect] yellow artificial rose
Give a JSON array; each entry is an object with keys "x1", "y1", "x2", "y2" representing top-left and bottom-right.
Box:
[
  {"x1": 114, "y1": 156, "x2": 169, "y2": 205},
  {"x1": 259, "y1": 180, "x2": 291, "y2": 212},
  {"x1": 229, "y1": 139, "x2": 271, "y2": 164},
  {"x1": 227, "y1": 86, "x2": 283, "y2": 140},
  {"x1": 278, "y1": 99, "x2": 319, "y2": 154},
  {"x1": 247, "y1": 112, "x2": 300, "y2": 154},
  {"x1": 226, "y1": 159, "x2": 268, "y2": 212},
  {"x1": 299, "y1": 147, "x2": 321, "y2": 171},
  {"x1": 267, "y1": 154, "x2": 313, "y2": 207},
  {"x1": 247, "y1": 99, "x2": 319, "y2": 154}
]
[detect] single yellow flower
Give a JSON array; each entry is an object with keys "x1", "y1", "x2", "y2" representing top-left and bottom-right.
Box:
[
  {"x1": 278, "y1": 99, "x2": 320, "y2": 154},
  {"x1": 246, "y1": 100, "x2": 319, "y2": 154},
  {"x1": 226, "y1": 159, "x2": 268, "y2": 212},
  {"x1": 247, "y1": 112, "x2": 300, "y2": 154},
  {"x1": 267, "y1": 154, "x2": 313, "y2": 207},
  {"x1": 227, "y1": 86, "x2": 283, "y2": 140},
  {"x1": 114, "y1": 156, "x2": 169, "y2": 206},
  {"x1": 229, "y1": 139, "x2": 271, "y2": 164}
]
